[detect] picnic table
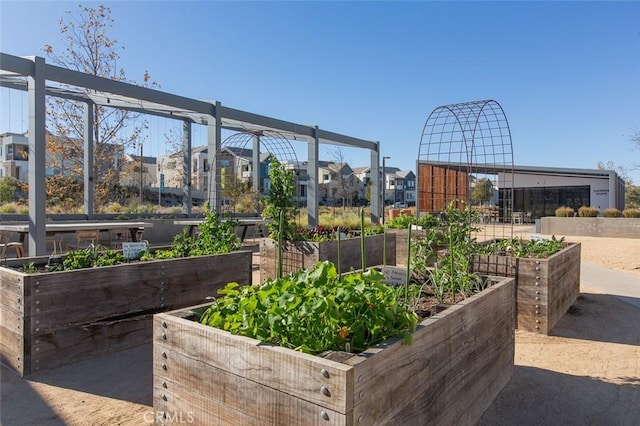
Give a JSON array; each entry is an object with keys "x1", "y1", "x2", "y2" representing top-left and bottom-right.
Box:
[
  {"x1": 0, "y1": 222, "x2": 154, "y2": 256},
  {"x1": 174, "y1": 218, "x2": 266, "y2": 241}
]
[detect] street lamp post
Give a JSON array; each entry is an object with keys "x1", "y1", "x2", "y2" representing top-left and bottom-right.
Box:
[
  {"x1": 139, "y1": 143, "x2": 143, "y2": 203},
  {"x1": 381, "y1": 156, "x2": 390, "y2": 224}
]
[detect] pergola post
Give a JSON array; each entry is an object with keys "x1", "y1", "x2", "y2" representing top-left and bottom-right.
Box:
[
  {"x1": 182, "y1": 120, "x2": 192, "y2": 215},
  {"x1": 370, "y1": 146, "x2": 380, "y2": 224},
  {"x1": 83, "y1": 101, "x2": 94, "y2": 218},
  {"x1": 27, "y1": 56, "x2": 47, "y2": 257},
  {"x1": 208, "y1": 101, "x2": 222, "y2": 212},
  {"x1": 306, "y1": 126, "x2": 320, "y2": 227},
  {"x1": 252, "y1": 133, "x2": 261, "y2": 200}
]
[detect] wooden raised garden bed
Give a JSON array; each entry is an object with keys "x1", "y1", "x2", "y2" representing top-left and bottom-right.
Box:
[
  {"x1": 260, "y1": 234, "x2": 396, "y2": 282},
  {"x1": 153, "y1": 274, "x2": 515, "y2": 425},
  {"x1": 0, "y1": 250, "x2": 252, "y2": 376},
  {"x1": 385, "y1": 228, "x2": 446, "y2": 267},
  {"x1": 471, "y1": 241, "x2": 581, "y2": 334}
]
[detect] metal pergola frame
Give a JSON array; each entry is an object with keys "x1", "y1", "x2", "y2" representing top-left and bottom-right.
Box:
[{"x1": 0, "y1": 53, "x2": 381, "y2": 256}]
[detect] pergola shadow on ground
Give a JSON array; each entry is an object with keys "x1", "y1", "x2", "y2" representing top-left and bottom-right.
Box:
[{"x1": 0, "y1": 52, "x2": 381, "y2": 256}]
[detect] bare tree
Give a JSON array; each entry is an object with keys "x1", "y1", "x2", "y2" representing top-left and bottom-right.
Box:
[
  {"x1": 43, "y1": 4, "x2": 158, "y2": 210},
  {"x1": 631, "y1": 129, "x2": 640, "y2": 172},
  {"x1": 326, "y1": 147, "x2": 356, "y2": 208},
  {"x1": 597, "y1": 160, "x2": 631, "y2": 183}
]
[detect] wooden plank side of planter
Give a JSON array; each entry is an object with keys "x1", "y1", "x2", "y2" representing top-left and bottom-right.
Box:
[
  {"x1": 25, "y1": 268, "x2": 162, "y2": 333},
  {"x1": 260, "y1": 236, "x2": 396, "y2": 283},
  {"x1": 30, "y1": 315, "x2": 152, "y2": 373},
  {"x1": 153, "y1": 346, "x2": 351, "y2": 426},
  {"x1": 546, "y1": 243, "x2": 581, "y2": 334},
  {"x1": 1, "y1": 250, "x2": 253, "y2": 376},
  {"x1": 260, "y1": 239, "x2": 319, "y2": 282},
  {"x1": 317, "y1": 234, "x2": 396, "y2": 273},
  {"x1": 162, "y1": 251, "x2": 252, "y2": 309},
  {"x1": 515, "y1": 258, "x2": 550, "y2": 333},
  {"x1": 348, "y1": 277, "x2": 515, "y2": 425},
  {"x1": 0, "y1": 270, "x2": 28, "y2": 375},
  {"x1": 28, "y1": 251, "x2": 252, "y2": 334},
  {"x1": 471, "y1": 254, "x2": 515, "y2": 277},
  {"x1": 388, "y1": 229, "x2": 425, "y2": 266},
  {"x1": 154, "y1": 312, "x2": 355, "y2": 415},
  {"x1": 471, "y1": 242, "x2": 581, "y2": 335}
]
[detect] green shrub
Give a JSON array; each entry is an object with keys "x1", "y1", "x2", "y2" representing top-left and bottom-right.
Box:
[
  {"x1": 555, "y1": 206, "x2": 574, "y2": 217},
  {"x1": 578, "y1": 206, "x2": 599, "y2": 217},
  {"x1": 0, "y1": 176, "x2": 20, "y2": 203},
  {"x1": 152, "y1": 209, "x2": 241, "y2": 259},
  {"x1": 603, "y1": 208, "x2": 622, "y2": 218},
  {"x1": 385, "y1": 212, "x2": 438, "y2": 230},
  {"x1": 622, "y1": 208, "x2": 640, "y2": 218}
]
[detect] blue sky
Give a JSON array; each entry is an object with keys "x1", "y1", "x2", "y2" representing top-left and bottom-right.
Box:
[{"x1": 1, "y1": 1, "x2": 639, "y2": 182}]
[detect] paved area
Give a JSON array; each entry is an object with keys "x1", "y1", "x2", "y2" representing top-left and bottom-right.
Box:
[{"x1": 581, "y1": 262, "x2": 640, "y2": 309}]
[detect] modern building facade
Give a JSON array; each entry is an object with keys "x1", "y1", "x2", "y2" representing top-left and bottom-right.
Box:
[
  {"x1": 418, "y1": 161, "x2": 625, "y2": 220},
  {"x1": 499, "y1": 165, "x2": 625, "y2": 219}
]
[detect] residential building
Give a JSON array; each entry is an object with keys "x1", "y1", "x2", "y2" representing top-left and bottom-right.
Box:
[
  {"x1": 1, "y1": 131, "x2": 123, "y2": 182},
  {"x1": 119, "y1": 153, "x2": 158, "y2": 190},
  {"x1": 317, "y1": 162, "x2": 364, "y2": 206},
  {"x1": 0, "y1": 132, "x2": 29, "y2": 181},
  {"x1": 392, "y1": 170, "x2": 416, "y2": 205}
]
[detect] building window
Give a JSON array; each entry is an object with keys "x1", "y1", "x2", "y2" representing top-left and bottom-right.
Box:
[{"x1": 502, "y1": 185, "x2": 590, "y2": 219}]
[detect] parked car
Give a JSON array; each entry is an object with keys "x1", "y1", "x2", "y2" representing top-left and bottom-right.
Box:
[{"x1": 394, "y1": 202, "x2": 407, "y2": 208}]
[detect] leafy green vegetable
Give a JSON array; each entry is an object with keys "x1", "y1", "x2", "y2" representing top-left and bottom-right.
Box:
[
  {"x1": 200, "y1": 261, "x2": 419, "y2": 355},
  {"x1": 151, "y1": 209, "x2": 241, "y2": 259},
  {"x1": 474, "y1": 236, "x2": 565, "y2": 258}
]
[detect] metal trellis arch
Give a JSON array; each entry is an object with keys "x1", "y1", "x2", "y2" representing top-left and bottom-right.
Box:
[{"x1": 417, "y1": 99, "x2": 515, "y2": 238}]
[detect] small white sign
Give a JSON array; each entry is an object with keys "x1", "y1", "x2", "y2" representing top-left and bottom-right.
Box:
[
  {"x1": 122, "y1": 241, "x2": 149, "y2": 260},
  {"x1": 381, "y1": 265, "x2": 408, "y2": 287}
]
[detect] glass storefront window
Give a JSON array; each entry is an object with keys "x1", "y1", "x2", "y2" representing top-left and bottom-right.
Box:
[{"x1": 501, "y1": 185, "x2": 590, "y2": 220}]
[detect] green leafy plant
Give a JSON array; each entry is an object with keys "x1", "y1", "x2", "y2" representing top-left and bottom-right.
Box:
[
  {"x1": 94, "y1": 249, "x2": 125, "y2": 267},
  {"x1": 385, "y1": 212, "x2": 437, "y2": 230},
  {"x1": 262, "y1": 157, "x2": 297, "y2": 241},
  {"x1": 410, "y1": 201, "x2": 484, "y2": 303},
  {"x1": 474, "y1": 236, "x2": 565, "y2": 259},
  {"x1": 151, "y1": 209, "x2": 241, "y2": 259},
  {"x1": 200, "y1": 261, "x2": 418, "y2": 355},
  {"x1": 21, "y1": 261, "x2": 37, "y2": 273},
  {"x1": 63, "y1": 248, "x2": 99, "y2": 270},
  {"x1": 62, "y1": 246, "x2": 124, "y2": 270}
]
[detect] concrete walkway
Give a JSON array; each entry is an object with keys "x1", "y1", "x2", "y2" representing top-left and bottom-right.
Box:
[{"x1": 581, "y1": 262, "x2": 640, "y2": 309}]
